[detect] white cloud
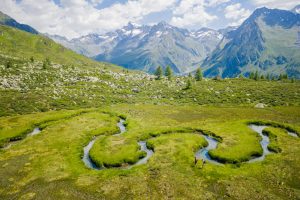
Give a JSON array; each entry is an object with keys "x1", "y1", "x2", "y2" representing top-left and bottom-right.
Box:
[
  {"x1": 170, "y1": 0, "x2": 219, "y2": 28},
  {"x1": 89, "y1": 0, "x2": 103, "y2": 6},
  {"x1": 205, "y1": 0, "x2": 230, "y2": 7},
  {"x1": 224, "y1": 3, "x2": 251, "y2": 26},
  {"x1": 251, "y1": 0, "x2": 300, "y2": 9},
  {"x1": 0, "y1": 0, "x2": 177, "y2": 39}
]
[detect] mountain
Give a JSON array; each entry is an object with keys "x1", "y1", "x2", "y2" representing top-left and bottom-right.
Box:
[
  {"x1": 218, "y1": 26, "x2": 238, "y2": 36},
  {"x1": 190, "y1": 27, "x2": 223, "y2": 53},
  {"x1": 0, "y1": 11, "x2": 38, "y2": 34},
  {"x1": 48, "y1": 22, "x2": 223, "y2": 74},
  {"x1": 292, "y1": 5, "x2": 300, "y2": 14},
  {"x1": 203, "y1": 7, "x2": 300, "y2": 78}
]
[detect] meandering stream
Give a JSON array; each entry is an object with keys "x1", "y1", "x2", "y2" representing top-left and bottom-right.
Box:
[
  {"x1": 247, "y1": 125, "x2": 270, "y2": 163},
  {"x1": 82, "y1": 137, "x2": 100, "y2": 169},
  {"x1": 82, "y1": 119, "x2": 154, "y2": 170},
  {"x1": 195, "y1": 125, "x2": 273, "y2": 164},
  {"x1": 3, "y1": 127, "x2": 41, "y2": 149},
  {"x1": 196, "y1": 124, "x2": 298, "y2": 164},
  {"x1": 83, "y1": 120, "x2": 299, "y2": 169},
  {"x1": 28, "y1": 127, "x2": 41, "y2": 136},
  {"x1": 195, "y1": 135, "x2": 221, "y2": 165}
]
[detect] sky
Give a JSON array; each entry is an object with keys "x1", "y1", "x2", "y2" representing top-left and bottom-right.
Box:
[{"x1": 0, "y1": 0, "x2": 299, "y2": 39}]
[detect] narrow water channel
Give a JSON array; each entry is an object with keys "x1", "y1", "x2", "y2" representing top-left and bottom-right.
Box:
[
  {"x1": 82, "y1": 119, "x2": 153, "y2": 170},
  {"x1": 83, "y1": 121, "x2": 298, "y2": 169},
  {"x1": 248, "y1": 125, "x2": 270, "y2": 163},
  {"x1": 195, "y1": 125, "x2": 274, "y2": 164}
]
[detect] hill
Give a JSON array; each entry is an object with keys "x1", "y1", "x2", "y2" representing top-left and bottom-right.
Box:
[{"x1": 0, "y1": 25, "x2": 117, "y2": 68}]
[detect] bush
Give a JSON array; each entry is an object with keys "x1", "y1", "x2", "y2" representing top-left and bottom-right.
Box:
[{"x1": 6, "y1": 60, "x2": 12, "y2": 68}]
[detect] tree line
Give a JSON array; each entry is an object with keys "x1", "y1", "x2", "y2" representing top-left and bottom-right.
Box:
[
  {"x1": 154, "y1": 66, "x2": 294, "y2": 82},
  {"x1": 154, "y1": 66, "x2": 203, "y2": 81},
  {"x1": 248, "y1": 71, "x2": 289, "y2": 81}
]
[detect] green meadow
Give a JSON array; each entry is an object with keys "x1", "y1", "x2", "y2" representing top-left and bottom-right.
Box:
[{"x1": 0, "y1": 105, "x2": 299, "y2": 199}]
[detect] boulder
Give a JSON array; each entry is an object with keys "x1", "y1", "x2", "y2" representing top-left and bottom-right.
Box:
[
  {"x1": 255, "y1": 103, "x2": 266, "y2": 108},
  {"x1": 132, "y1": 88, "x2": 140, "y2": 93}
]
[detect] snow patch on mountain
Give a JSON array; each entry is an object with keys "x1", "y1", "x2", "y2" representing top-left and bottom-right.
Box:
[{"x1": 46, "y1": 21, "x2": 223, "y2": 74}]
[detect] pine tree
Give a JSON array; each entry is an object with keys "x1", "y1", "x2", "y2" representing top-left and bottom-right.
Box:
[
  {"x1": 260, "y1": 75, "x2": 265, "y2": 80},
  {"x1": 291, "y1": 78, "x2": 295, "y2": 83},
  {"x1": 6, "y1": 61, "x2": 12, "y2": 69},
  {"x1": 249, "y1": 72, "x2": 255, "y2": 79},
  {"x1": 155, "y1": 66, "x2": 163, "y2": 80},
  {"x1": 271, "y1": 76, "x2": 275, "y2": 81},
  {"x1": 195, "y1": 67, "x2": 203, "y2": 81},
  {"x1": 185, "y1": 79, "x2": 192, "y2": 90},
  {"x1": 165, "y1": 66, "x2": 173, "y2": 80},
  {"x1": 45, "y1": 58, "x2": 51, "y2": 66},
  {"x1": 254, "y1": 71, "x2": 259, "y2": 81},
  {"x1": 42, "y1": 58, "x2": 51, "y2": 70},
  {"x1": 42, "y1": 61, "x2": 47, "y2": 70}
]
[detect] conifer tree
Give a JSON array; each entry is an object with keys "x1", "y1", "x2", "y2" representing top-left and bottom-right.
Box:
[
  {"x1": 6, "y1": 61, "x2": 12, "y2": 69},
  {"x1": 271, "y1": 76, "x2": 275, "y2": 81},
  {"x1": 249, "y1": 72, "x2": 255, "y2": 79},
  {"x1": 254, "y1": 71, "x2": 259, "y2": 81},
  {"x1": 165, "y1": 66, "x2": 173, "y2": 80},
  {"x1": 155, "y1": 66, "x2": 163, "y2": 80},
  {"x1": 195, "y1": 67, "x2": 203, "y2": 81},
  {"x1": 42, "y1": 60, "x2": 48, "y2": 70},
  {"x1": 45, "y1": 58, "x2": 51, "y2": 66},
  {"x1": 42, "y1": 58, "x2": 51, "y2": 70},
  {"x1": 185, "y1": 79, "x2": 192, "y2": 90},
  {"x1": 291, "y1": 78, "x2": 295, "y2": 83}
]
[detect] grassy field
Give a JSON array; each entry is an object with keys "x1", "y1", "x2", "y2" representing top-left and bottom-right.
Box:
[
  {"x1": 0, "y1": 24, "x2": 300, "y2": 199},
  {"x1": 0, "y1": 105, "x2": 299, "y2": 199},
  {"x1": 0, "y1": 24, "x2": 299, "y2": 117}
]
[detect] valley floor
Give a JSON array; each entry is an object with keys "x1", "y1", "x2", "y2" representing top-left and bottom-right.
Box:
[{"x1": 0, "y1": 105, "x2": 299, "y2": 199}]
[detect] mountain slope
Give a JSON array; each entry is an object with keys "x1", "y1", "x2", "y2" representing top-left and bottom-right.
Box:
[
  {"x1": 292, "y1": 5, "x2": 300, "y2": 14},
  {"x1": 49, "y1": 22, "x2": 222, "y2": 74},
  {"x1": 0, "y1": 11, "x2": 38, "y2": 34},
  {"x1": 0, "y1": 24, "x2": 117, "y2": 69},
  {"x1": 95, "y1": 22, "x2": 214, "y2": 74},
  {"x1": 203, "y1": 7, "x2": 300, "y2": 78}
]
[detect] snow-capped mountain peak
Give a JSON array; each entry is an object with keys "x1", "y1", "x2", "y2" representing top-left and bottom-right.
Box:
[
  {"x1": 47, "y1": 21, "x2": 223, "y2": 74},
  {"x1": 190, "y1": 28, "x2": 223, "y2": 40},
  {"x1": 292, "y1": 5, "x2": 300, "y2": 14}
]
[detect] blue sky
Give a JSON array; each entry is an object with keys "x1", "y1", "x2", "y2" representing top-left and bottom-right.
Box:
[{"x1": 1, "y1": 0, "x2": 299, "y2": 38}]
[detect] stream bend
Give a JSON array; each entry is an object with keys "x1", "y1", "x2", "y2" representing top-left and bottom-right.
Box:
[
  {"x1": 83, "y1": 121, "x2": 299, "y2": 170},
  {"x1": 82, "y1": 119, "x2": 153, "y2": 170},
  {"x1": 196, "y1": 124, "x2": 298, "y2": 164}
]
